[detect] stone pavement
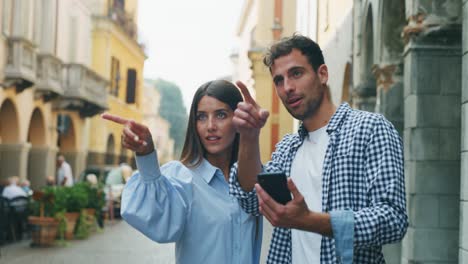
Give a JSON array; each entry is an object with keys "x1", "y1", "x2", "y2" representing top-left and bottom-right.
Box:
[
  {"x1": 0, "y1": 220, "x2": 175, "y2": 264},
  {"x1": 0, "y1": 219, "x2": 274, "y2": 264}
]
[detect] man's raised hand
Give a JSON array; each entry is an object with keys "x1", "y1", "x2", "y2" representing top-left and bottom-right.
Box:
[
  {"x1": 233, "y1": 81, "x2": 269, "y2": 137},
  {"x1": 101, "y1": 113, "x2": 154, "y2": 156}
]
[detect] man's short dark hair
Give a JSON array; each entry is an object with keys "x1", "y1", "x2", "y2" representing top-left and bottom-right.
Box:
[{"x1": 263, "y1": 33, "x2": 325, "y2": 72}]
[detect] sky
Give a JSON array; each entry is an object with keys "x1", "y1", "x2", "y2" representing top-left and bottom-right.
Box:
[{"x1": 138, "y1": 0, "x2": 244, "y2": 110}]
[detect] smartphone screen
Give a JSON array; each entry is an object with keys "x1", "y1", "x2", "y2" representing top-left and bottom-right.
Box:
[{"x1": 257, "y1": 172, "x2": 292, "y2": 205}]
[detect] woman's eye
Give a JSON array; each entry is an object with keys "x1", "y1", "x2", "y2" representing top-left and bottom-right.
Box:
[
  {"x1": 216, "y1": 112, "x2": 227, "y2": 119},
  {"x1": 196, "y1": 114, "x2": 207, "y2": 121}
]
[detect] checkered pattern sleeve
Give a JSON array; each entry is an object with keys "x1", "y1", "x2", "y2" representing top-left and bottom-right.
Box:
[
  {"x1": 353, "y1": 115, "x2": 408, "y2": 248},
  {"x1": 264, "y1": 134, "x2": 297, "y2": 174},
  {"x1": 229, "y1": 162, "x2": 261, "y2": 216}
]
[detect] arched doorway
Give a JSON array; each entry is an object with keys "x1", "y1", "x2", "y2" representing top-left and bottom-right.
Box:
[
  {"x1": 354, "y1": 4, "x2": 377, "y2": 112},
  {"x1": 341, "y1": 63, "x2": 352, "y2": 103},
  {"x1": 57, "y1": 114, "x2": 77, "y2": 181},
  {"x1": 376, "y1": 0, "x2": 405, "y2": 134},
  {"x1": 0, "y1": 100, "x2": 19, "y2": 143},
  {"x1": 105, "y1": 134, "x2": 115, "y2": 165},
  {"x1": 27, "y1": 108, "x2": 49, "y2": 189},
  {"x1": 0, "y1": 99, "x2": 21, "y2": 182},
  {"x1": 119, "y1": 145, "x2": 128, "y2": 165}
]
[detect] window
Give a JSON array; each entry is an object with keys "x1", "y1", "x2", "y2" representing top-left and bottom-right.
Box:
[
  {"x1": 68, "y1": 16, "x2": 78, "y2": 62},
  {"x1": 110, "y1": 57, "x2": 120, "y2": 96},
  {"x1": 126, "y1": 68, "x2": 136, "y2": 104},
  {"x1": 2, "y1": 0, "x2": 12, "y2": 36}
]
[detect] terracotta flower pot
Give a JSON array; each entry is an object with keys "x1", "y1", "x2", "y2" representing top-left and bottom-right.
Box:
[
  {"x1": 28, "y1": 216, "x2": 59, "y2": 247},
  {"x1": 64, "y1": 212, "x2": 80, "y2": 240}
]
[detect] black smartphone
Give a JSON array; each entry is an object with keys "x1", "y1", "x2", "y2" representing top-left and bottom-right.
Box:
[{"x1": 257, "y1": 172, "x2": 292, "y2": 205}]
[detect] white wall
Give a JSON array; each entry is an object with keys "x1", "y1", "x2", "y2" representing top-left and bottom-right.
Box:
[{"x1": 56, "y1": 0, "x2": 92, "y2": 66}]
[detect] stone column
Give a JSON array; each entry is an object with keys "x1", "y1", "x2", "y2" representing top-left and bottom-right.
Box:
[
  {"x1": 28, "y1": 146, "x2": 57, "y2": 189},
  {"x1": 0, "y1": 143, "x2": 31, "y2": 181},
  {"x1": 402, "y1": 0, "x2": 462, "y2": 263},
  {"x1": 460, "y1": 0, "x2": 468, "y2": 262},
  {"x1": 352, "y1": 79, "x2": 377, "y2": 112},
  {"x1": 373, "y1": 63, "x2": 404, "y2": 135}
]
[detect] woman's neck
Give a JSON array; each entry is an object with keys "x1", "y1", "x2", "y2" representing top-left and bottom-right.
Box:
[{"x1": 206, "y1": 153, "x2": 231, "y2": 181}]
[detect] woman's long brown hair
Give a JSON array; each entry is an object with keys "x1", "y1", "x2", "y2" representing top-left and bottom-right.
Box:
[{"x1": 180, "y1": 80, "x2": 243, "y2": 168}]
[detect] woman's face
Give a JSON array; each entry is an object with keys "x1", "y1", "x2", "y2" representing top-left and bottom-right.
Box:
[{"x1": 196, "y1": 95, "x2": 237, "y2": 158}]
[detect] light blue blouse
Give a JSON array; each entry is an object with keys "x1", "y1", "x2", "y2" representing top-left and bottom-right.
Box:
[{"x1": 121, "y1": 151, "x2": 262, "y2": 264}]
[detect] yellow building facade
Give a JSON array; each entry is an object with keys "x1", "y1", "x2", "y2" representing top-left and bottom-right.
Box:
[
  {"x1": 0, "y1": 0, "x2": 108, "y2": 188},
  {"x1": 87, "y1": 0, "x2": 146, "y2": 167},
  {"x1": 233, "y1": 0, "x2": 297, "y2": 163}
]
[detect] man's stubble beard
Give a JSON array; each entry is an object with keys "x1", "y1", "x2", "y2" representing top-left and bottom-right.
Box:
[{"x1": 285, "y1": 86, "x2": 325, "y2": 121}]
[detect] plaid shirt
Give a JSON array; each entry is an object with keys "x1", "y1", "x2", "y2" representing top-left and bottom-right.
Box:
[{"x1": 230, "y1": 103, "x2": 408, "y2": 263}]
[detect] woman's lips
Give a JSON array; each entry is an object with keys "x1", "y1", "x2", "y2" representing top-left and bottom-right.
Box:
[{"x1": 206, "y1": 136, "x2": 221, "y2": 143}]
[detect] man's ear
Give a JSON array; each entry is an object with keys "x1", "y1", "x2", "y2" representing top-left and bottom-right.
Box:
[{"x1": 318, "y1": 64, "x2": 328, "y2": 85}]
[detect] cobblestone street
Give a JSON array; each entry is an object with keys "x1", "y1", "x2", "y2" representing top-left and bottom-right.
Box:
[
  {"x1": 0, "y1": 220, "x2": 273, "y2": 264},
  {"x1": 0, "y1": 221, "x2": 175, "y2": 264}
]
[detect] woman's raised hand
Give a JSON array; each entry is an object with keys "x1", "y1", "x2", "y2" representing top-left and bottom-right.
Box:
[{"x1": 101, "y1": 113, "x2": 155, "y2": 156}]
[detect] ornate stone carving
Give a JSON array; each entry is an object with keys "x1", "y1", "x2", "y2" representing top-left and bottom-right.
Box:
[
  {"x1": 372, "y1": 64, "x2": 401, "y2": 92},
  {"x1": 402, "y1": 0, "x2": 462, "y2": 43}
]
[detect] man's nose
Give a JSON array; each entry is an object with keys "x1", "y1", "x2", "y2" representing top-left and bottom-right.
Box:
[{"x1": 284, "y1": 78, "x2": 295, "y2": 93}]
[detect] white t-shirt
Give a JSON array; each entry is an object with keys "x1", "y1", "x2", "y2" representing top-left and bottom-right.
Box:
[
  {"x1": 2, "y1": 184, "x2": 27, "y2": 199},
  {"x1": 290, "y1": 125, "x2": 329, "y2": 264},
  {"x1": 58, "y1": 161, "x2": 74, "y2": 186}
]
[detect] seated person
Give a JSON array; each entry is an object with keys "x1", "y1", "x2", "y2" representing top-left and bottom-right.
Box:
[
  {"x1": 20, "y1": 179, "x2": 32, "y2": 196},
  {"x1": 2, "y1": 176, "x2": 27, "y2": 199},
  {"x1": 45, "y1": 175, "x2": 56, "y2": 186}
]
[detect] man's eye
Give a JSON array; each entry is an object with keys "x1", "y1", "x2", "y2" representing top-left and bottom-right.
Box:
[
  {"x1": 292, "y1": 70, "x2": 302, "y2": 78},
  {"x1": 274, "y1": 79, "x2": 284, "y2": 86}
]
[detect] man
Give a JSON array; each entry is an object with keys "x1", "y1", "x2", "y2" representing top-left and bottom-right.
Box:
[
  {"x1": 56, "y1": 155, "x2": 74, "y2": 186},
  {"x1": 230, "y1": 34, "x2": 408, "y2": 263},
  {"x1": 2, "y1": 176, "x2": 27, "y2": 199}
]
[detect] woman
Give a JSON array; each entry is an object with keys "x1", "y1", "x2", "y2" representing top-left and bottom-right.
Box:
[{"x1": 102, "y1": 80, "x2": 262, "y2": 264}]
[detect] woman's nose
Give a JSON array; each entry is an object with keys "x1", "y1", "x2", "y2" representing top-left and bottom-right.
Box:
[{"x1": 207, "y1": 117, "x2": 217, "y2": 131}]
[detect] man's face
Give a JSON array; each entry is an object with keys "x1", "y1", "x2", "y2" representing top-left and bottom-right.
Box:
[{"x1": 270, "y1": 49, "x2": 328, "y2": 121}]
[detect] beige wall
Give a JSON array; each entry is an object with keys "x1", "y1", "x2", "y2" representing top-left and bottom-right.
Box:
[
  {"x1": 235, "y1": 0, "x2": 297, "y2": 163},
  {"x1": 0, "y1": 89, "x2": 56, "y2": 147},
  {"x1": 0, "y1": 0, "x2": 5, "y2": 81},
  {"x1": 317, "y1": 0, "x2": 353, "y2": 46},
  {"x1": 296, "y1": 0, "x2": 354, "y2": 105},
  {"x1": 141, "y1": 82, "x2": 174, "y2": 164},
  {"x1": 0, "y1": 0, "x2": 115, "y2": 184}
]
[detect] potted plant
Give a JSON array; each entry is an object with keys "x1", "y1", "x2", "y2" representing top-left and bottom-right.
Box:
[
  {"x1": 54, "y1": 185, "x2": 88, "y2": 240},
  {"x1": 80, "y1": 182, "x2": 105, "y2": 233},
  {"x1": 74, "y1": 209, "x2": 91, "y2": 239},
  {"x1": 28, "y1": 188, "x2": 59, "y2": 247}
]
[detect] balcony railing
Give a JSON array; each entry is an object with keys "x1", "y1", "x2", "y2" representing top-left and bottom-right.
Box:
[
  {"x1": 35, "y1": 54, "x2": 63, "y2": 101},
  {"x1": 108, "y1": 6, "x2": 137, "y2": 41},
  {"x1": 4, "y1": 37, "x2": 36, "y2": 92},
  {"x1": 56, "y1": 64, "x2": 109, "y2": 117}
]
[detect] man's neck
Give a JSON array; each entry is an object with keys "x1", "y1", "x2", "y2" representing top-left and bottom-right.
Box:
[{"x1": 302, "y1": 98, "x2": 337, "y2": 132}]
